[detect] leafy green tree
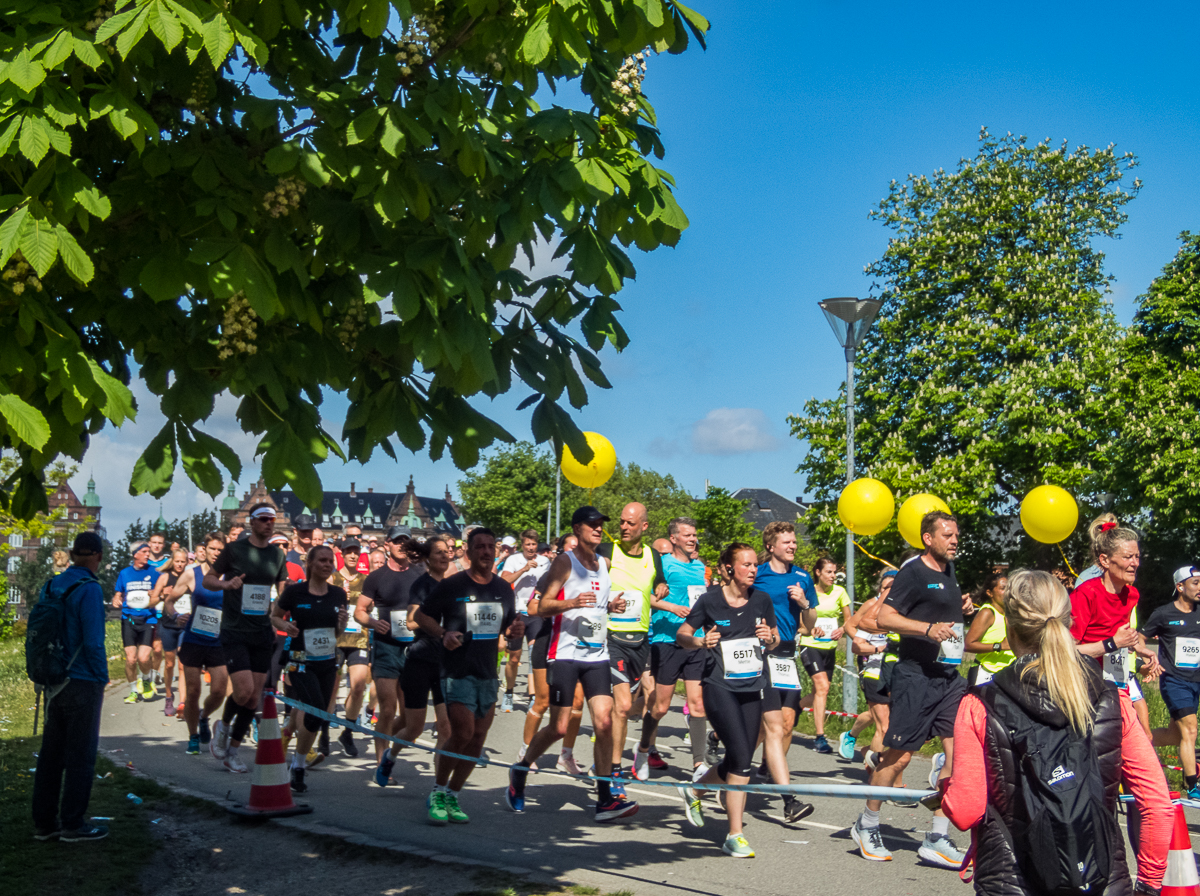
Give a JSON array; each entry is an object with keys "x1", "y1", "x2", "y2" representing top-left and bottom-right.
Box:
[
  {"x1": 0, "y1": 0, "x2": 708, "y2": 518},
  {"x1": 690, "y1": 485, "x2": 754, "y2": 566},
  {"x1": 1112, "y1": 232, "x2": 1200, "y2": 583},
  {"x1": 790, "y1": 129, "x2": 1139, "y2": 584},
  {"x1": 115, "y1": 508, "x2": 220, "y2": 560}
]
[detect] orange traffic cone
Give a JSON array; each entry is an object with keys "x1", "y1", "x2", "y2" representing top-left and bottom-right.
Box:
[
  {"x1": 228, "y1": 691, "x2": 313, "y2": 818},
  {"x1": 1161, "y1": 802, "x2": 1200, "y2": 896}
]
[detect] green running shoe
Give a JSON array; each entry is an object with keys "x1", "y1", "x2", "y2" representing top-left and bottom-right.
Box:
[
  {"x1": 186, "y1": 735, "x2": 200, "y2": 755},
  {"x1": 427, "y1": 790, "x2": 449, "y2": 826},
  {"x1": 722, "y1": 834, "x2": 755, "y2": 858},
  {"x1": 444, "y1": 791, "x2": 469, "y2": 824},
  {"x1": 140, "y1": 679, "x2": 156, "y2": 700},
  {"x1": 677, "y1": 785, "x2": 704, "y2": 827},
  {"x1": 124, "y1": 689, "x2": 140, "y2": 704}
]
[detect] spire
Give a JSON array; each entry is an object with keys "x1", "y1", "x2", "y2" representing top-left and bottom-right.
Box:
[
  {"x1": 331, "y1": 499, "x2": 344, "y2": 524},
  {"x1": 82, "y1": 472, "x2": 101, "y2": 508},
  {"x1": 221, "y1": 481, "x2": 240, "y2": 511},
  {"x1": 154, "y1": 502, "x2": 168, "y2": 532}
]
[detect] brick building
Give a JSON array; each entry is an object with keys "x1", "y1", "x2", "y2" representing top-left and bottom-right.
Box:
[{"x1": 5, "y1": 476, "x2": 103, "y2": 610}]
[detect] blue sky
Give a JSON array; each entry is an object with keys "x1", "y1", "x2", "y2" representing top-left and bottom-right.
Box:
[{"x1": 79, "y1": 0, "x2": 1200, "y2": 537}]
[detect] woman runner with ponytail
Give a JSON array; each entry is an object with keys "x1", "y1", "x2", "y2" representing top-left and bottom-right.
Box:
[{"x1": 942, "y1": 569, "x2": 1171, "y2": 896}]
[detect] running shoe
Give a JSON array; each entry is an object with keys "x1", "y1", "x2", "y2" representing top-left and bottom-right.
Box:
[
  {"x1": 306, "y1": 749, "x2": 325, "y2": 769},
  {"x1": 918, "y1": 832, "x2": 966, "y2": 869},
  {"x1": 154, "y1": 671, "x2": 164, "y2": 685},
  {"x1": 317, "y1": 729, "x2": 331, "y2": 757},
  {"x1": 722, "y1": 834, "x2": 755, "y2": 858},
  {"x1": 186, "y1": 735, "x2": 200, "y2": 755},
  {"x1": 783, "y1": 796, "x2": 815, "y2": 822},
  {"x1": 647, "y1": 750, "x2": 668, "y2": 770},
  {"x1": 692, "y1": 762, "x2": 709, "y2": 783},
  {"x1": 609, "y1": 768, "x2": 627, "y2": 799},
  {"x1": 339, "y1": 728, "x2": 359, "y2": 758},
  {"x1": 755, "y1": 761, "x2": 770, "y2": 781},
  {"x1": 929, "y1": 751, "x2": 947, "y2": 790},
  {"x1": 247, "y1": 718, "x2": 258, "y2": 745},
  {"x1": 223, "y1": 749, "x2": 248, "y2": 774},
  {"x1": 33, "y1": 828, "x2": 61, "y2": 842},
  {"x1": 850, "y1": 817, "x2": 892, "y2": 861},
  {"x1": 163, "y1": 698, "x2": 175, "y2": 718},
  {"x1": 210, "y1": 719, "x2": 230, "y2": 760},
  {"x1": 632, "y1": 749, "x2": 650, "y2": 781},
  {"x1": 501, "y1": 692, "x2": 514, "y2": 713},
  {"x1": 813, "y1": 734, "x2": 833, "y2": 754},
  {"x1": 124, "y1": 689, "x2": 139, "y2": 704},
  {"x1": 60, "y1": 825, "x2": 109, "y2": 843},
  {"x1": 838, "y1": 732, "x2": 856, "y2": 760},
  {"x1": 864, "y1": 750, "x2": 881, "y2": 771},
  {"x1": 506, "y1": 767, "x2": 527, "y2": 813},
  {"x1": 290, "y1": 767, "x2": 307, "y2": 793},
  {"x1": 175, "y1": 701, "x2": 185, "y2": 719},
  {"x1": 198, "y1": 716, "x2": 211, "y2": 745},
  {"x1": 373, "y1": 748, "x2": 394, "y2": 787},
  {"x1": 140, "y1": 678, "x2": 156, "y2": 700},
  {"x1": 705, "y1": 730, "x2": 721, "y2": 767},
  {"x1": 677, "y1": 785, "x2": 704, "y2": 827},
  {"x1": 557, "y1": 752, "x2": 585, "y2": 776},
  {"x1": 427, "y1": 790, "x2": 449, "y2": 825},
  {"x1": 445, "y1": 791, "x2": 469, "y2": 824},
  {"x1": 889, "y1": 797, "x2": 920, "y2": 808},
  {"x1": 1187, "y1": 784, "x2": 1200, "y2": 802},
  {"x1": 596, "y1": 796, "x2": 639, "y2": 822}
]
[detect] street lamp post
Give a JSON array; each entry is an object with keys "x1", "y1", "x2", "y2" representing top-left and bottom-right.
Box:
[{"x1": 818, "y1": 296, "x2": 883, "y2": 718}]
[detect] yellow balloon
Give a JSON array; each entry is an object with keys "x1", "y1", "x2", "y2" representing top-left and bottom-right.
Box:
[
  {"x1": 897, "y1": 493, "x2": 952, "y2": 549},
  {"x1": 560, "y1": 432, "x2": 617, "y2": 489},
  {"x1": 837, "y1": 478, "x2": 895, "y2": 536},
  {"x1": 1020, "y1": 485, "x2": 1079, "y2": 544}
]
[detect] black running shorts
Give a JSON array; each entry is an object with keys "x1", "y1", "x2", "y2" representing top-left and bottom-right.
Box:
[
  {"x1": 547, "y1": 660, "x2": 610, "y2": 707},
  {"x1": 650, "y1": 642, "x2": 704, "y2": 685},
  {"x1": 882, "y1": 661, "x2": 968, "y2": 752}
]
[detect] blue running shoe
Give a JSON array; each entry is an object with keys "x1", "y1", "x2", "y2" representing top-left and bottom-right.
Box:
[
  {"x1": 813, "y1": 734, "x2": 833, "y2": 754},
  {"x1": 198, "y1": 716, "x2": 211, "y2": 745},
  {"x1": 838, "y1": 732, "x2": 856, "y2": 760},
  {"x1": 1188, "y1": 784, "x2": 1200, "y2": 802},
  {"x1": 506, "y1": 766, "x2": 527, "y2": 813},
  {"x1": 609, "y1": 768, "x2": 627, "y2": 799},
  {"x1": 374, "y1": 748, "x2": 394, "y2": 788}
]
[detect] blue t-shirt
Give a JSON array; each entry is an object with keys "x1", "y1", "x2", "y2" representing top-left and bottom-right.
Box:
[
  {"x1": 650, "y1": 555, "x2": 707, "y2": 644},
  {"x1": 754, "y1": 562, "x2": 817, "y2": 644},
  {"x1": 182, "y1": 564, "x2": 226, "y2": 647},
  {"x1": 115, "y1": 565, "x2": 157, "y2": 621}
]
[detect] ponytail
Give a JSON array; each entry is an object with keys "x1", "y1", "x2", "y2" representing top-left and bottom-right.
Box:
[
  {"x1": 1006, "y1": 569, "x2": 1095, "y2": 734},
  {"x1": 1088, "y1": 513, "x2": 1138, "y2": 563}
]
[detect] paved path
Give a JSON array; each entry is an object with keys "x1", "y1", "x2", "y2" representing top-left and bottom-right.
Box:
[{"x1": 97, "y1": 678, "x2": 1147, "y2": 896}]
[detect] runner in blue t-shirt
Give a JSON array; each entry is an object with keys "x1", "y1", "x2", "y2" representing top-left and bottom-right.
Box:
[
  {"x1": 113, "y1": 544, "x2": 159, "y2": 703},
  {"x1": 634, "y1": 518, "x2": 712, "y2": 780}
]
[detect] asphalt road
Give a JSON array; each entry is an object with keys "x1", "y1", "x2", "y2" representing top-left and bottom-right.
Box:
[{"x1": 98, "y1": 674, "x2": 1164, "y2": 896}]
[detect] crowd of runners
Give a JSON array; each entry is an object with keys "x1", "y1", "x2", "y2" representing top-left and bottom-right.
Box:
[{"x1": 102, "y1": 501, "x2": 1190, "y2": 881}]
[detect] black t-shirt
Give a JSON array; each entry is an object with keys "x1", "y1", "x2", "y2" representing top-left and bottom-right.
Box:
[
  {"x1": 683, "y1": 585, "x2": 777, "y2": 692},
  {"x1": 885, "y1": 557, "x2": 964, "y2": 676},
  {"x1": 277, "y1": 582, "x2": 347, "y2": 668},
  {"x1": 362, "y1": 565, "x2": 422, "y2": 646},
  {"x1": 1141, "y1": 601, "x2": 1200, "y2": 683},
  {"x1": 403, "y1": 573, "x2": 445, "y2": 665},
  {"x1": 418, "y1": 571, "x2": 517, "y2": 680},
  {"x1": 211, "y1": 540, "x2": 287, "y2": 643}
]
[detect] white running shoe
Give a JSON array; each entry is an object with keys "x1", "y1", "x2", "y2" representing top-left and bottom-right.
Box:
[
  {"x1": 517, "y1": 743, "x2": 527, "y2": 763},
  {"x1": 929, "y1": 752, "x2": 946, "y2": 790},
  {"x1": 557, "y1": 753, "x2": 585, "y2": 776},
  {"x1": 632, "y1": 749, "x2": 650, "y2": 781},
  {"x1": 223, "y1": 748, "x2": 248, "y2": 774},
  {"x1": 210, "y1": 719, "x2": 230, "y2": 760}
]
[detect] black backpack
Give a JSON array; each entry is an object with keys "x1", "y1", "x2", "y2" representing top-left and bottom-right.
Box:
[
  {"x1": 25, "y1": 575, "x2": 89, "y2": 728},
  {"x1": 984, "y1": 683, "x2": 1119, "y2": 896}
]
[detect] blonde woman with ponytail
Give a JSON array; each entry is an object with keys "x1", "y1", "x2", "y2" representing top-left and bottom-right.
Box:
[{"x1": 942, "y1": 570, "x2": 1171, "y2": 896}]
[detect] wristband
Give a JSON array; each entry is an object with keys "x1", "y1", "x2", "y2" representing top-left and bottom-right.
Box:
[
  {"x1": 1103, "y1": 637, "x2": 1118, "y2": 653},
  {"x1": 926, "y1": 622, "x2": 934, "y2": 638}
]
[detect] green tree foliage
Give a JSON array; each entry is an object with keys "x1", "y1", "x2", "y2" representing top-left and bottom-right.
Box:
[
  {"x1": 115, "y1": 508, "x2": 220, "y2": 559},
  {"x1": 0, "y1": 0, "x2": 709, "y2": 518},
  {"x1": 790, "y1": 129, "x2": 1139, "y2": 583},
  {"x1": 690, "y1": 485, "x2": 754, "y2": 566},
  {"x1": 1114, "y1": 232, "x2": 1200, "y2": 579},
  {"x1": 457, "y1": 440, "x2": 693, "y2": 541}
]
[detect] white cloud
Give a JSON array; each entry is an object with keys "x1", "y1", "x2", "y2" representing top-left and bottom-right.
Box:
[{"x1": 691, "y1": 408, "x2": 782, "y2": 456}]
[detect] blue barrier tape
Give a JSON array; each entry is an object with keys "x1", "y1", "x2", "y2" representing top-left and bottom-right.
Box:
[{"x1": 273, "y1": 692, "x2": 937, "y2": 801}]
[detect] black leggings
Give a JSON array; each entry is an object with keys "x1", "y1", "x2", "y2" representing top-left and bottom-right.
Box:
[
  {"x1": 289, "y1": 665, "x2": 337, "y2": 733},
  {"x1": 702, "y1": 685, "x2": 763, "y2": 778}
]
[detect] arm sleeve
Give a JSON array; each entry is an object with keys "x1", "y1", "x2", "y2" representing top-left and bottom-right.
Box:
[
  {"x1": 941, "y1": 693, "x2": 988, "y2": 832},
  {"x1": 1119, "y1": 693, "x2": 1173, "y2": 887},
  {"x1": 1069, "y1": 586, "x2": 1093, "y2": 641}
]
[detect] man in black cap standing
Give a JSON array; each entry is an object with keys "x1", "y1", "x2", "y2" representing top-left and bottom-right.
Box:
[
  {"x1": 354, "y1": 525, "x2": 421, "y2": 786},
  {"x1": 506, "y1": 506, "x2": 639, "y2": 822},
  {"x1": 31, "y1": 532, "x2": 110, "y2": 842}
]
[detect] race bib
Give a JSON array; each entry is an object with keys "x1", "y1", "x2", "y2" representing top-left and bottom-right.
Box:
[
  {"x1": 192, "y1": 606, "x2": 222, "y2": 637},
  {"x1": 174, "y1": 593, "x2": 192, "y2": 616},
  {"x1": 720, "y1": 636, "x2": 763, "y2": 680},
  {"x1": 577, "y1": 609, "x2": 608, "y2": 649},
  {"x1": 343, "y1": 615, "x2": 362, "y2": 634},
  {"x1": 466, "y1": 602, "x2": 503, "y2": 639},
  {"x1": 768, "y1": 656, "x2": 801, "y2": 690},
  {"x1": 610, "y1": 590, "x2": 641, "y2": 624},
  {"x1": 686, "y1": 585, "x2": 706, "y2": 608},
  {"x1": 242, "y1": 584, "x2": 271, "y2": 616},
  {"x1": 124, "y1": 588, "x2": 151, "y2": 610},
  {"x1": 974, "y1": 666, "x2": 994, "y2": 686},
  {"x1": 812, "y1": 619, "x2": 838, "y2": 642},
  {"x1": 304, "y1": 627, "x2": 336, "y2": 661},
  {"x1": 1176, "y1": 638, "x2": 1200, "y2": 671},
  {"x1": 862, "y1": 653, "x2": 884, "y2": 680},
  {"x1": 1103, "y1": 648, "x2": 1128, "y2": 688},
  {"x1": 390, "y1": 609, "x2": 414, "y2": 642},
  {"x1": 937, "y1": 623, "x2": 965, "y2": 666}
]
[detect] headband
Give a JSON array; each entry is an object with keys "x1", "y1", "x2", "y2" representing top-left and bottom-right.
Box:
[
  {"x1": 250, "y1": 506, "x2": 277, "y2": 520},
  {"x1": 133, "y1": 542, "x2": 150, "y2": 554}
]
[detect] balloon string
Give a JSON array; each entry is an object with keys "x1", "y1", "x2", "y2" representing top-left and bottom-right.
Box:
[
  {"x1": 853, "y1": 540, "x2": 898, "y2": 570},
  {"x1": 1057, "y1": 543, "x2": 1077, "y2": 579}
]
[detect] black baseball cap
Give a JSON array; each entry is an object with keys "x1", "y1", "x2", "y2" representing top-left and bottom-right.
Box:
[
  {"x1": 71, "y1": 531, "x2": 104, "y2": 555},
  {"x1": 341, "y1": 540, "x2": 361, "y2": 554},
  {"x1": 292, "y1": 514, "x2": 317, "y2": 530},
  {"x1": 571, "y1": 506, "x2": 610, "y2": 526},
  {"x1": 385, "y1": 525, "x2": 410, "y2": 543}
]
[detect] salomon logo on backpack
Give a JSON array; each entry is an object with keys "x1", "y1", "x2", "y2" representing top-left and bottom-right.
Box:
[{"x1": 984, "y1": 686, "x2": 1117, "y2": 896}]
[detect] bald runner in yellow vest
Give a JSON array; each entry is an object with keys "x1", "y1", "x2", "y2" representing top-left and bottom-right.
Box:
[{"x1": 597, "y1": 502, "x2": 665, "y2": 785}]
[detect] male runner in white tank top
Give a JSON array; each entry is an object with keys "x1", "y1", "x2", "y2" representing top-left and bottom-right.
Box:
[{"x1": 506, "y1": 505, "x2": 639, "y2": 822}]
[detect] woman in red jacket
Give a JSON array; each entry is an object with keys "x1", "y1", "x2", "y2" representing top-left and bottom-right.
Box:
[{"x1": 942, "y1": 569, "x2": 1170, "y2": 896}]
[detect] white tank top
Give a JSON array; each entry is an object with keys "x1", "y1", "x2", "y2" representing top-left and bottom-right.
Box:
[{"x1": 548, "y1": 551, "x2": 611, "y2": 663}]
